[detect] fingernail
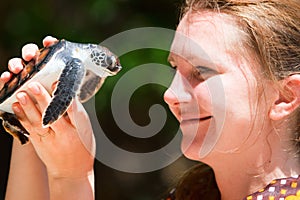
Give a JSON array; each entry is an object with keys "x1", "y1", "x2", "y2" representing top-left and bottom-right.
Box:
[
  {"x1": 10, "y1": 64, "x2": 16, "y2": 71},
  {"x1": 28, "y1": 82, "x2": 40, "y2": 95},
  {"x1": 16, "y1": 92, "x2": 27, "y2": 105},
  {"x1": 9, "y1": 63, "x2": 18, "y2": 72},
  {"x1": 0, "y1": 71, "x2": 10, "y2": 79},
  {"x1": 12, "y1": 104, "x2": 21, "y2": 113}
]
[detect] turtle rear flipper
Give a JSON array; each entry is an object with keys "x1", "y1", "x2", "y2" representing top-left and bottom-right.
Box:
[
  {"x1": 0, "y1": 112, "x2": 29, "y2": 144},
  {"x1": 42, "y1": 57, "x2": 85, "y2": 127},
  {"x1": 79, "y1": 70, "x2": 106, "y2": 102}
]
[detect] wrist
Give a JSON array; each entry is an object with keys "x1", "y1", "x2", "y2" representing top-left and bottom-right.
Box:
[
  {"x1": 46, "y1": 157, "x2": 94, "y2": 180},
  {"x1": 48, "y1": 170, "x2": 94, "y2": 200},
  {"x1": 47, "y1": 168, "x2": 94, "y2": 180}
]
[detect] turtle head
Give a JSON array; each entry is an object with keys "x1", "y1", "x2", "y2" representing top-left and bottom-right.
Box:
[
  {"x1": 88, "y1": 45, "x2": 122, "y2": 77},
  {"x1": 105, "y1": 53, "x2": 122, "y2": 74}
]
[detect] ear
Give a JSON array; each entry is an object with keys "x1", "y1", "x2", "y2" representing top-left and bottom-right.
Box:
[{"x1": 269, "y1": 74, "x2": 300, "y2": 121}]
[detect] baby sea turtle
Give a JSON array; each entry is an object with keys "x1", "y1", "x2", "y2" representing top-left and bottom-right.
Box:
[{"x1": 0, "y1": 39, "x2": 122, "y2": 144}]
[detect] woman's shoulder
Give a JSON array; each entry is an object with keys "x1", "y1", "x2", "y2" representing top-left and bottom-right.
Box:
[{"x1": 244, "y1": 175, "x2": 300, "y2": 200}]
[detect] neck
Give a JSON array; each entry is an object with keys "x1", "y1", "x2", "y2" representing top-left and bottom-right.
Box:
[{"x1": 204, "y1": 129, "x2": 300, "y2": 200}]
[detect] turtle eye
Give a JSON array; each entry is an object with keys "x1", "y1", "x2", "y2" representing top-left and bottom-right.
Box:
[
  {"x1": 105, "y1": 56, "x2": 113, "y2": 66},
  {"x1": 106, "y1": 56, "x2": 121, "y2": 72}
]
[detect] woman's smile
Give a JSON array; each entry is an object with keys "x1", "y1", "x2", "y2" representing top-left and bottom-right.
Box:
[{"x1": 181, "y1": 116, "x2": 212, "y2": 124}]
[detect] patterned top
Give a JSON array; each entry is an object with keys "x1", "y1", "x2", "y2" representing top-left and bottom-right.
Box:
[
  {"x1": 244, "y1": 175, "x2": 300, "y2": 200},
  {"x1": 165, "y1": 175, "x2": 300, "y2": 200}
]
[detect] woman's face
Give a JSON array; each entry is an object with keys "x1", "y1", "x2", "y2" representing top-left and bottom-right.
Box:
[{"x1": 164, "y1": 11, "x2": 274, "y2": 161}]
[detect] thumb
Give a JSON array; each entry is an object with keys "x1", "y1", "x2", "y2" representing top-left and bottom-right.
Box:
[{"x1": 67, "y1": 99, "x2": 96, "y2": 156}]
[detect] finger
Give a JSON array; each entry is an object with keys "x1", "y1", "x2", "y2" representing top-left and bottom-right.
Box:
[
  {"x1": 27, "y1": 82, "x2": 69, "y2": 131},
  {"x1": 66, "y1": 100, "x2": 94, "y2": 140},
  {"x1": 12, "y1": 102, "x2": 30, "y2": 126},
  {"x1": 0, "y1": 71, "x2": 12, "y2": 89},
  {"x1": 12, "y1": 102, "x2": 35, "y2": 138},
  {"x1": 42, "y1": 36, "x2": 58, "y2": 47},
  {"x1": 8, "y1": 58, "x2": 24, "y2": 74},
  {"x1": 16, "y1": 92, "x2": 43, "y2": 128},
  {"x1": 14, "y1": 92, "x2": 53, "y2": 140},
  {"x1": 67, "y1": 99, "x2": 95, "y2": 155},
  {"x1": 13, "y1": 102, "x2": 54, "y2": 144},
  {"x1": 27, "y1": 82, "x2": 51, "y2": 111},
  {"x1": 66, "y1": 99, "x2": 90, "y2": 129},
  {"x1": 0, "y1": 71, "x2": 12, "y2": 81},
  {"x1": 21, "y1": 43, "x2": 39, "y2": 62}
]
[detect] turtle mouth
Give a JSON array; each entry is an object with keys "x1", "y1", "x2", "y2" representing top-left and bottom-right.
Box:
[
  {"x1": 104, "y1": 64, "x2": 122, "y2": 76},
  {"x1": 107, "y1": 57, "x2": 122, "y2": 74},
  {"x1": 108, "y1": 65, "x2": 122, "y2": 73}
]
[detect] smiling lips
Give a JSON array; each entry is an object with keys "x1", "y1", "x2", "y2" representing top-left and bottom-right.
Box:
[
  {"x1": 200, "y1": 116, "x2": 213, "y2": 121},
  {"x1": 181, "y1": 116, "x2": 212, "y2": 124}
]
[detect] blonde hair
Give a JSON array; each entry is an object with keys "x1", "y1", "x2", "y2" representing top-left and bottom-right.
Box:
[{"x1": 173, "y1": 0, "x2": 300, "y2": 199}]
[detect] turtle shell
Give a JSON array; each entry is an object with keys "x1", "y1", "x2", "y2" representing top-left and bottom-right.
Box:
[
  {"x1": 0, "y1": 40, "x2": 63, "y2": 107},
  {"x1": 0, "y1": 39, "x2": 121, "y2": 144},
  {"x1": 0, "y1": 41, "x2": 64, "y2": 144}
]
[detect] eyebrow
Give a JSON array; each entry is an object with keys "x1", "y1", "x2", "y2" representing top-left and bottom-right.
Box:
[
  {"x1": 168, "y1": 52, "x2": 211, "y2": 65},
  {"x1": 167, "y1": 52, "x2": 222, "y2": 72}
]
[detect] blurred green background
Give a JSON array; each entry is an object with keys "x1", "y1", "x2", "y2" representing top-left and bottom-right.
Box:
[{"x1": 0, "y1": 0, "x2": 198, "y2": 199}]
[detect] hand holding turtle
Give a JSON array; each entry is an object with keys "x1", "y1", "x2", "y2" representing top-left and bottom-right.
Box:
[
  {"x1": 1, "y1": 36, "x2": 95, "y2": 179},
  {"x1": 0, "y1": 36, "x2": 57, "y2": 86},
  {"x1": 12, "y1": 83, "x2": 96, "y2": 178},
  {"x1": 13, "y1": 84, "x2": 95, "y2": 199},
  {"x1": 2, "y1": 35, "x2": 121, "y2": 199},
  {"x1": 2, "y1": 36, "x2": 96, "y2": 199}
]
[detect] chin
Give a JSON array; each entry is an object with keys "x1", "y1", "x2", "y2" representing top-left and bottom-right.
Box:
[
  {"x1": 181, "y1": 139, "x2": 204, "y2": 161},
  {"x1": 180, "y1": 134, "x2": 220, "y2": 162},
  {"x1": 182, "y1": 151, "x2": 200, "y2": 161}
]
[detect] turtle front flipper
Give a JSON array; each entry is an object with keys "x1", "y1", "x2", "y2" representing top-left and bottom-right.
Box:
[
  {"x1": 42, "y1": 57, "x2": 85, "y2": 127},
  {"x1": 0, "y1": 112, "x2": 29, "y2": 144}
]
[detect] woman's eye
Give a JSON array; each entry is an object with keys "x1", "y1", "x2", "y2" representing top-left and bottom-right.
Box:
[{"x1": 193, "y1": 66, "x2": 217, "y2": 81}]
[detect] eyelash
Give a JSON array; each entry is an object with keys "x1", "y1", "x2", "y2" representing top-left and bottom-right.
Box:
[
  {"x1": 193, "y1": 66, "x2": 216, "y2": 81},
  {"x1": 169, "y1": 65, "x2": 217, "y2": 82}
]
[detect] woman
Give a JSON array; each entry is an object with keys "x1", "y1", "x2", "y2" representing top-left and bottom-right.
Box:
[
  {"x1": 164, "y1": 0, "x2": 300, "y2": 199},
  {"x1": 2, "y1": 0, "x2": 300, "y2": 199}
]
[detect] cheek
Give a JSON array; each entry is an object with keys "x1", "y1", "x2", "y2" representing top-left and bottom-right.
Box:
[
  {"x1": 180, "y1": 73, "x2": 265, "y2": 159},
  {"x1": 181, "y1": 77, "x2": 227, "y2": 159},
  {"x1": 193, "y1": 81, "x2": 214, "y2": 113},
  {"x1": 213, "y1": 75, "x2": 261, "y2": 152}
]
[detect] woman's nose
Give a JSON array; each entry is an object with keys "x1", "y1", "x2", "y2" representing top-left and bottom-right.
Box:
[{"x1": 164, "y1": 72, "x2": 192, "y2": 107}]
